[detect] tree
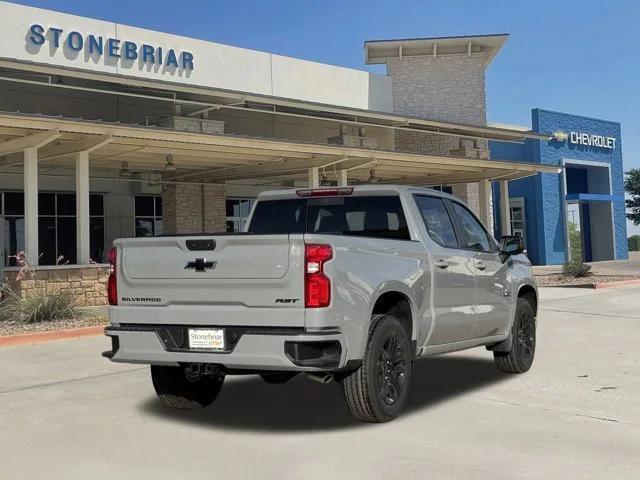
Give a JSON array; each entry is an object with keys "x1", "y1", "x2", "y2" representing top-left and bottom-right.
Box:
[{"x1": 625, "y1": 169, "x2": 640, "y2": 225}]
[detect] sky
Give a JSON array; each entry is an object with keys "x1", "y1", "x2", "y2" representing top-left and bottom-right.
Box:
[{"x1": 13, "y1": 0, "x2": 640, "y2": 234}]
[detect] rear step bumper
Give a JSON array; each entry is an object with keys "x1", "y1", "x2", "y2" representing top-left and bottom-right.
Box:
[{"x1": 104, "y1": 325, "x2": 348, "y2": 371}]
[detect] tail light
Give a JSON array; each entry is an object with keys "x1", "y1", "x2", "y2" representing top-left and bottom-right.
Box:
[
  {"x1": 107, "y1": 247, "x2": 117, "y2": 306},
  {"x1": 296, "y1": 187, "x2": 353, "y2": 197},
  {"x1": 305, "y1": 244, "x2": 333, "y2": 308}
]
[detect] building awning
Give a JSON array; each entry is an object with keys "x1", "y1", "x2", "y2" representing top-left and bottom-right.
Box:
[
  {"x1": 0, "y1": 59, "x2": 549, "y2": 144},
  {"x1": 0, "y1": 112, "x2": 559, "y2": 186}
]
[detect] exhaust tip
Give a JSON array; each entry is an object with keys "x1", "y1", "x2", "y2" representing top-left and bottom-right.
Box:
[{"x1": 306, "y1": 372, "x2": 334, "y2": 384}]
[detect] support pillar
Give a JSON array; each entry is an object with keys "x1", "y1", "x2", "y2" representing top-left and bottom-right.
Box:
[
  {"x1": 478, "y1": 179, "x2": 493, "y2": 233},
  {"x1": 23, "y1": 147, "x2": 39, "y2": 265},
  {"x1": 500, "y1": 180, "x2": 512, "y2": 236},
  {"x1": 76, "y1": 150, "x2": 90, "y2": 264},
  {"x1": 337, "y1": 169, "x2": 348, "y2": 186},
  {"x1": 308, "y1": 167, "x2": 319, "y2": 188}
]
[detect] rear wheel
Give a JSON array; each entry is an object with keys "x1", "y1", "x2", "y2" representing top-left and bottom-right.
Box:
[
  {"x1": 341, "y1": 314, "x2": 412, "y2": 423},
  {"x1": 151, "y1": 365, "x2": 224, "y2": 409},
  {"x1": 494, "y1": 297, "x2": 536, "y2": 374}
]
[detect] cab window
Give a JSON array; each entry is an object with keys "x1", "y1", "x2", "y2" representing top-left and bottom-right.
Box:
[{"x1": 448, "y1": 201, "x2": 494, "y2": 252}]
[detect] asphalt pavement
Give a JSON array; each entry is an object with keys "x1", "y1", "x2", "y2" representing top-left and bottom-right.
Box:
[{"x1": 1, "y1": 286, "x2": 639, "y2": 480}]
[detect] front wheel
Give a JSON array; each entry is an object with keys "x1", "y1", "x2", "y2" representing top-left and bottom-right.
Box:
[
  {"x1": 341, "y1": 314, "x2": 412, "y2": 423},
  {"x1": 494, "y1": 297, "x2": 536, "y2": 374},
  {"x1": 151, "y1": 365, "x2": 224, "y2": 409}
]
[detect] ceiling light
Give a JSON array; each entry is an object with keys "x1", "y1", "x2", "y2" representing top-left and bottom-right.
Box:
[
  {"x1": 119, "y1": 161, "x2": 132, "y2": 178},
  {"x1": 165, "y1": 154, "x2": 177, "y2": 171}
]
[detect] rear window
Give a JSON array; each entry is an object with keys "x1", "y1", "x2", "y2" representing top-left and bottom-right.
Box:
[{"x1": 248, "y1": 195, "x2": 410, "y2": 240}]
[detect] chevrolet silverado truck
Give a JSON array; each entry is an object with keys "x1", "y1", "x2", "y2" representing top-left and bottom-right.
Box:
[{"x1": 103, "y1": 185, "x2": 537, "y2": 423}]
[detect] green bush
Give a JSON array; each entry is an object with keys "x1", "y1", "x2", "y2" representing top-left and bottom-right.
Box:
[
  {"x1": 567, "y1": 221, "x2": 583, "y2": 262},
  {"x1": 629, "y1": 235, "x2": 640, "y2": 252},
  {"x1": 0, "y1": 284, "x2": 79, "y2": 324},
  {"x1": 562, "y1": 261, "x2": 592, "y2": 278}
]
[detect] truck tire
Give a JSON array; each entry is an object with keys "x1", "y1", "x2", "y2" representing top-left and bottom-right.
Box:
[
  {"x1": 151, "y1": 365, "x2": 224, "y2": 409},
  {"x1": 341, "y1": 314, "x2": 412, "y2": 423},
  {"x1": 494, "y1": 297, "x2": 536, "y2": 374},
  {"x1": 259, "y1": 372, "x2": 298, "y2": 384}
]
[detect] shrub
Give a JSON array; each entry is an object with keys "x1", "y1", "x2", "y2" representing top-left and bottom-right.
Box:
[
  {"x1": 562, "y1": 261, "x2": 592, "y2": 278},
  {"x1": 0, "y1": 250, "x2": 81, "y2": 323},
  {"x1": 0, "y1": 284, "x2": 78, "y2": 323},
  {"x1": 629, "y1": 235, "x2": 640, "y2": 252}
]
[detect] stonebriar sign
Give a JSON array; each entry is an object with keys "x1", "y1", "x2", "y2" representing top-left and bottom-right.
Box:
[{"x1": 28, "y1": 24, "x2": 194, "y2": 70}]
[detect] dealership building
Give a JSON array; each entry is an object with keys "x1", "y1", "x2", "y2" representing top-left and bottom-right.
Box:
[{"x1": 0, "y1": 2, "x2": 627, "y2": 305}]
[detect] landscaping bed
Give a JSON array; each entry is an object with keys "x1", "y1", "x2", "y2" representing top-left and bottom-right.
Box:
[
  {"x1": 0, "y1": 315, "x2": 108, "y2": 337},
  {"x1": 535, "y1": 274, "x2": 640, "y2": 288}
]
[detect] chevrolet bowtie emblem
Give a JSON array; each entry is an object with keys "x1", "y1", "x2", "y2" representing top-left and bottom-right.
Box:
[{"x1": 185, "y1": 258, "x2": 216, "y2": 272}]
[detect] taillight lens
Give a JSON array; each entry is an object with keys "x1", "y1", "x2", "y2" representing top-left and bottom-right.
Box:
[
  {"x1": 107, "y1": 247, "x2": 117, "y2": 306},
  {"x1": 305, "y1": 244, "x2": 333, "y2": 308}
]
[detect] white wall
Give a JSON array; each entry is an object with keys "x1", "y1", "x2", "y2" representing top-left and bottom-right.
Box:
[{"x1": 0, "y1": 1, "x2": 393, "y2": 112}]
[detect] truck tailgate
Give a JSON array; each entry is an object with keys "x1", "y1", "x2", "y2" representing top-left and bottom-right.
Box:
[{"x1": 112, "y1": 234, "x2": 305, "y2": 326}]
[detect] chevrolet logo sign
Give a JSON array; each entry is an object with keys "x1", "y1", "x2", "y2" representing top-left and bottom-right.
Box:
[{"x1": 185, "y1": 258, "x2": 216, "y2": 272}]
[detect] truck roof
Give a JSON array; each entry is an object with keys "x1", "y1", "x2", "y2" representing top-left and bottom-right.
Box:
[{"x1": 256, "y1": 185, "x2": 459, "y2": 201}]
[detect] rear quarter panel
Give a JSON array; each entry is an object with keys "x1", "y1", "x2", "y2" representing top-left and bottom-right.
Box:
[{"x1": 304, "y1": 233, "x2": 430, "y2": 360}]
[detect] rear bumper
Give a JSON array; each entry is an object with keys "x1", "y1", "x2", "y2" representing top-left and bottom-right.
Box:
[{"x1": 104, "y1": 325, "x2": 350, "y2": 372}]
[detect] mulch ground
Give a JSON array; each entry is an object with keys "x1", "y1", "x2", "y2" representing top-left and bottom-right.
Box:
[
  {"x1": 535, "y1": 274, "x2": 640, "y2": 287},
  {"x1": 0, "y1": 315, "x2": 108, "y2": 337}
]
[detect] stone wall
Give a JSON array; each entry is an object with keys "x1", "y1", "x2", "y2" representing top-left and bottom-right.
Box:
[
  {"x1": 4, "y1": 265, "x2": 110, "y2": 307},
  {"x1": 163, "y1": 183, "x2": 226, "y2": 234},
  {"x1": 387, "y1": 53, "x2": 491, "y2": 215}
]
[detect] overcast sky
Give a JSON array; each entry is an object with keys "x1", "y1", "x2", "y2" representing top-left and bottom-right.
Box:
[{"x1": 15, "y1": 0, "x2": 640, "y2": 235}]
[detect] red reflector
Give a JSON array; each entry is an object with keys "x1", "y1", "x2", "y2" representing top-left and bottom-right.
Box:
[
  {"x1": 107, "y1": 247, "x2": 117, "y2": 306},
  {"x1": 305, "y1": 244, "x2": 333, "y2": 308},
  {"x1": 296, "y1": 187, "x2": 353, "y2": 197}
]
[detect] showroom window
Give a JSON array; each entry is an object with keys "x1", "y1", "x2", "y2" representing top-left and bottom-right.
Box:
[
  {"x1": 2, "y1": 192, "x2": 105, "y2": 266},
  {"x1": 135, "y1": 196, "x2": 163, "y2": 237},
  {"x1": 226, "y1": 198, "x2": 255, "y2": 232}
]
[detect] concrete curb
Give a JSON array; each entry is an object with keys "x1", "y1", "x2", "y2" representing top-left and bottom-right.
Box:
[
  {"x1": 0, "y1": 325, "x2": 105, "y2": 347},
  {"x1": 592, "y1": 279, "x2": 640, "y2": 289}
]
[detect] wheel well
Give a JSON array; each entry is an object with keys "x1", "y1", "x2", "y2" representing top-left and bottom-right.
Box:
[
  {"x1": 518, "y1": 285, "x2": 538, "y2": 316},
  {"x1": 372, "y1": 292, "x2": 413, "y2": 339}
]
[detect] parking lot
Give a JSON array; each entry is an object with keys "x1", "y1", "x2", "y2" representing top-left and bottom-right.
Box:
[{"x1": 1, "y1": 286, "x2": 639, "y2": 480}]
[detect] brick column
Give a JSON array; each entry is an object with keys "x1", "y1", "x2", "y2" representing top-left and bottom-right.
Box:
[
  {"x1": 163, "y1": 183, "x2": 226, "y2": 234},
  {"x1": 387, "y1": 53, "x2": 491, "y2": 216}
]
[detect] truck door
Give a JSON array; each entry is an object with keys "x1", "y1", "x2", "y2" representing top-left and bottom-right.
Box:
[
  {"x1": 413, "y1": 195, "x2": 476, "y2": 345},
  {"x1": 447, "y1": 201, "x2": 511, "y2": 339}
]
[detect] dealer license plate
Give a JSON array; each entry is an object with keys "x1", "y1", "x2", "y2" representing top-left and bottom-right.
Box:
[{"x1": 188, "y1": 328, "x2": 225, "y2": 350}]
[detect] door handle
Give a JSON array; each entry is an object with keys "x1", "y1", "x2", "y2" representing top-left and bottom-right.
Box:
[
  {"x1": 475, "y1": 261, "x2": 486, "y2": 271},
  {"x1": 434, "y1": 259, "x2": 449, "y2": 269}
]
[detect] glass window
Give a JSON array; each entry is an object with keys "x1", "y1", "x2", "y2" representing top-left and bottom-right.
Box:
[
  {"x1": 308, "y1": 196, "x2": 409, "y2": 240},
  {"x1": 135, "y1": 196, "x2": 155, "y2": 217},
  {"x1": 4, "y1": 217, "x2": 24, "y2": 266},
  {"x1": 56, "y1": 217, "x2": 76, "y2": 264},
  {"x1": 90, "y1": 217, "x2": 105, "y2": 263},
  {"x1": 249, "y1": 199, "x2": 306, "y2": 234},
  {"x1": 39, "y1": 193, "x2": 55, "y2": 215},
  {"x1": 135, "y1": 196, "x2": 162, "y2": 237},
  {"x1": 248, "y1": 195, "x2": 410, "y2": 240},
  {"x1": 57, "y1": 193, "x2": 76, "y2": 215},
  {"x1": 414, "y1": 195, "x2": 458, "y2": 248},
  {"x1": 5, "y1": 192, "x2": 24, "y2": 216},
  {"x1": 135, "y1": 218, "x2": 155, "y2": 237},
  {"x1": 90, "y1": 194, "x2": 104, "y2": 216},
  {"x1": 38, "y1": 217, "x2": 56, "y2": 265},
  {"x1": 226, "y1": 198, "x2": 255, "y2": 232},
  {"x1": 449, "y1": 201, "x2": 493, "y2": 252}
]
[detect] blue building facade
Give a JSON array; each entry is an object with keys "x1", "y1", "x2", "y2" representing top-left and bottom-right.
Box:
[{"x1": 491, "y1": 109, "x2": 628, "y2": 265}]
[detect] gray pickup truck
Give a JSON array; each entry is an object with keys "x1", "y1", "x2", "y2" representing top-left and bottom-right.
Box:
[{"x1": 103, "y1": 185, "x2": 537, "y2": 423}]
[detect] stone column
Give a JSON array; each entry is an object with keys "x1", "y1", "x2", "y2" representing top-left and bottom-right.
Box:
[{"x1": 162, "y1": 183, "x2": 227, "y2": 234}]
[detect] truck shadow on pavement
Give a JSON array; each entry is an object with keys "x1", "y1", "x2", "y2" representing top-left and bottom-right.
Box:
[{"x1": 139, "y1": 355, "x2": 510, "y2": 432}]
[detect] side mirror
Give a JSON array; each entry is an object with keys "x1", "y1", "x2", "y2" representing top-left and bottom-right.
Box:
[{"x1": 500, "y1": 235, "x2": 525, "y2": 256}]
